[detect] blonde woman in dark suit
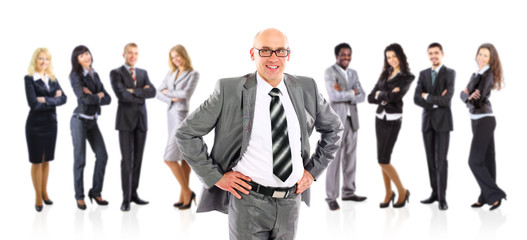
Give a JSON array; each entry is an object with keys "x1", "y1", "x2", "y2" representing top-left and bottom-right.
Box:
[
  {"x1": 157, "y1": 45, "x2": 199, "y2": 209},
  {"x1": 24, "y1": 48, "x2": 67, "y2": 212}
]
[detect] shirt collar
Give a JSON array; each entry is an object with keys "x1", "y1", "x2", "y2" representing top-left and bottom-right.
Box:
[
  {"x1": 83, "y1": 67, "x2": 91, "y2": 77},
  {"x1": 256, "y1": 72, "x2": 286, "y2": 96},
  {"x1": 123, "y1": 64, "x2": 134, "y2": 73},
  {"x1": 477, "y1": 65, "x2": 490, "y2": 74},
  {"x1": 33, "y1": 72, "x2": 48, "y2": 82},
  {"x1": 432, "y1": 64, "x2": 443, "y2": 73}
]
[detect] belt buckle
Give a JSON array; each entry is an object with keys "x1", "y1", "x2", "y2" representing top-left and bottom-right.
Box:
[{"x1": 272, "y1": 190, "x2": 287, "y2": 199}]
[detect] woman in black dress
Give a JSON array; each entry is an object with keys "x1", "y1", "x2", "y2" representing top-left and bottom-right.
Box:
[
  {"x1": 368, "y1": 43, "x2": 414, "y2": 208},
  {"x1": 25, "y1": 48, "x2": 67, "y2": 212}
]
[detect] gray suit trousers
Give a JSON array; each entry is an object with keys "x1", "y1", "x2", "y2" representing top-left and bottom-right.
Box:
[
  {"x1": 326, "y1": 117, "x2": 357, "y2": 202},
  {"x1": 229, "y1": 190, "x2": 301, "y2": 240}
]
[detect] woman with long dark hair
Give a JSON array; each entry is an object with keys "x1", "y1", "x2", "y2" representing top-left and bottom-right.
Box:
[
  {"x1": 461, "y1": 43, "x2": 506, "y2": 210},
  {"x1": 157, "y1": 45, "x2": 199, "y2": 209},
  {"x1": 25, "y1": 48, "x2": 67, "y2": 212},
  {"x1": 368, "y1": 43, "x2": 414, "y2": 208},
  {"x1": 69, "y1": 45, "x2": 112, "y2": 210}
]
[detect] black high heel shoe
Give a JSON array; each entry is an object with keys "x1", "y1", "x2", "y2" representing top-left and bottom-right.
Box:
[
  {"x1": 489, "y1": 198, "x2": 506, "y2": 211},
  {"x1": 471, "y1": 202, "x2": 484, "y2": 208},
  {"x1": 89, "y1": 193, "x2": 109, "y2": 206},
  {"x1": 393, "y1": 190, "x2": 410, "y2": 208},
  {"x1": 379, "y1": 191, "x2": 395, "y2": 208},
  {"x1": 43, "y1": 198, "x2": 53, "y2": 205},
  {"x1": 179, "y1": 192, "x2": 196, "y2": 210},
  {"x1": 35, "y1": 205, "x2": 43, "y2": 212},
  {"x1": 173, "y1": 202, "x2": 183, "y2": 208},
  {"x1": 77, "y1": 200, "x2": 87, "y2": 210}
]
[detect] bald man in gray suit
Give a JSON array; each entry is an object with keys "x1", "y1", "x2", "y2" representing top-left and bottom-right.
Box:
[
  {"x1": 324, "y1": 43, "x2": 367, "y2": 211},
  {"x1": 176, "y1": 28, "x2": 342, "y2": 239}
]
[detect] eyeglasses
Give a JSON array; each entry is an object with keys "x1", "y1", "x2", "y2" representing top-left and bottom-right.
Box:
[{"x1": 253, "y1": 48, "x2": 289, "y2": 57}]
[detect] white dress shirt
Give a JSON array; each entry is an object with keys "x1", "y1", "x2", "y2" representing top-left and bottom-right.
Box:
[{"x1": 233, "y1": 73, "x2": 303, "y2": 187}]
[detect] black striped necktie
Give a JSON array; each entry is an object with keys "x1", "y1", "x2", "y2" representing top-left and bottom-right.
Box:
[{"x1": 269, "y1": 88, "x2": 292, "y2": 182}]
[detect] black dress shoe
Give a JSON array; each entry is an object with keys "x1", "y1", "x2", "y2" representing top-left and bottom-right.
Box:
[
  {"x1": 121, "y1": 202, "x2": 130, "y2": 212},
  {"x1": 342, "y1": 195, "x2": 367, "y2": 202},
  {"x1": 393, "y1": 190, "x2": 410, "y2": 208},
  {"x1": 380, "y1": 191, "x2": 395, "y2": 208},
  {"x1": 35, "y1": 205, "x2": 43, "y2": 212},
  {"x1": 438, "y1": 200, "x2": 448, "y2": 210},
  {"x1": 131, "y1": 196, "x2": 149, "y2": 205},
  {"x1": 173, "y1": 202, "x2": 183, "y2": 208},
  {"x1": 420, "y1": 195, "x2": 438, "y2": 204},
  {"x1": 43, "y1": 198, "x2": 53, "y2": 205},
  {"x1": 328, "y1": 200, "x2": 340, "y2": 211}
]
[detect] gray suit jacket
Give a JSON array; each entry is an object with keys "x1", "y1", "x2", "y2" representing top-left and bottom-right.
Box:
[
  {"x1": 324, "y1": 64, "x2": 365, "y2": 131},
  {"x1": 176, "y1": 72, "x2": 343, "y2": 213},
  {"x1": 156, "y1": 70, "x2": 199, "y2": 111}
]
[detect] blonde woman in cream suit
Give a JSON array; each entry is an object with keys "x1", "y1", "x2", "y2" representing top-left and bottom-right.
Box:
[{"x1": 157, "y1": 45, "x2": 199, "y2": 210}]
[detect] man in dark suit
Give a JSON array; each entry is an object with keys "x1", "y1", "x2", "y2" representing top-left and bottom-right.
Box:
[
  {"x1": 110, "y1": 43, "x2": 156, "y2": 212},
  {"x1": 176, "y1": 28, "x2": 342, "y2": 239},
  {"x1": 414, "y1": 42, "x2": 456, "y2": 210}
]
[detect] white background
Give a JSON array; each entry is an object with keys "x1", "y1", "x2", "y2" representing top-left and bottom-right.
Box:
[{"x1": 1, "y1": 0, "x2": 524, "y2": 239}]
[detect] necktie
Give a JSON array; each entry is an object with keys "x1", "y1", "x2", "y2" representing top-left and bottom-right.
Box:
[
  {"x1": 431, "y1": 69, "x2": 437, "y2": 85},
  {"x1": 269, "y1": 88, "x2": 292, "y2": 182},
  {"x1": 130, "y1": 67, "x2": 137, "y2": 87}
]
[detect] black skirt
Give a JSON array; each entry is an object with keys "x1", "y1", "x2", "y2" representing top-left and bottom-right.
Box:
[
  {"x1": 25, "y1": 119, "x2": 57, "y2": 164},
  {"x1": 375, "y1": 117, "x2": 402, "y2": 164}
]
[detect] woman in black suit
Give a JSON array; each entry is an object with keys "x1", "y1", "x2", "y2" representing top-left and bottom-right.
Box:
[
  {"x1": 461, "y1": 43, "x2": 506, "y2": 210},
  {"x1": 368, "y1": 43, "x2": 414, "y2": 208},
  {"x1": 25, "y1": 48, "x2": 67, "y2": 212},
  {"x1": 69, "y1": 45, "x2": 112, "y2": 210}
]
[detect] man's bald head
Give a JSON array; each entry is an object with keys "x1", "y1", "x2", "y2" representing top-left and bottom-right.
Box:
[{"x1": 253, "y1": 28, "x2": 289, "y2": 49}]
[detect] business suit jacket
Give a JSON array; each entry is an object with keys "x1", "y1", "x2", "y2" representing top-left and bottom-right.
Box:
[
  {"x1": 460, "y1": 70, "x2": 494, "y2": 114},
  {"x1": 70, "y1": 71, "x2": 111, "y2": 116},
  {"x1": 176, "y1": 72, "x2": 343, "y2": 213},
  {"x1": 414, "y1": 66, "x2": 456, "y2": 132},
  {"x1": 367, "y1": 72, "x2": 415, "y2": 113},
  {"x1": 324, "y1": 64, "x2": 365, "y2": 130},
  {"x1": 25, "y1": 75, "x2": 68, "y2": 124},
  {"x1": 157, "y1": 70, "x2": 199, "y2": 111},
  {"x1": 110, "y1": 66, "x2": 156, "y2": 131}
]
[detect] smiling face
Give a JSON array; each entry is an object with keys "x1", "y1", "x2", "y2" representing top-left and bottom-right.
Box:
[
  {"x1": 428, "y1": 46, "x2": 443, "y2": 68},
  {"x1": 477, "y1": 47, "x2": 490, "y2": 69},
  {"x1": 250, "y1": 29, "x2": 290, "y2": 85},
  {"x1": 386, "y1": 50, "x2": 400, "y2": 70},
  {"x1": 77, "y1": 51, "x2": 92, "y2": 70},
  {"x1": 124, "y1": 46, "x2": 139, "y2": 67},
  {"x1": 170, "y1": 51, "x2": 184, "y2": 69},
  {"x1": 35, "y1": 52, "x2": 50, "y2": 73},
  {"x1": 336, "y1": 48, "x2": 351, "y2": 70}
]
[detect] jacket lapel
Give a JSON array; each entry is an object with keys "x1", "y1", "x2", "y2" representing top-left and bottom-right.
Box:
[
  {"x1": 332, "y1": 65, "x2": 349, "y2": 89},
  {"x1": 284, "y1": 74, "x2": 307, "y2": 146},
  {"x1": 120, "y1": 66, "x2": 134, "y2": 87},
  {"x1": 241, "y1": 72, "x2": 257, "y2": 155}
]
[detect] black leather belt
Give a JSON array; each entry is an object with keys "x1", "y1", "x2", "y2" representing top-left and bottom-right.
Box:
[{"x1": 246, "y1": 181, "x2": 297, "y2": 199}]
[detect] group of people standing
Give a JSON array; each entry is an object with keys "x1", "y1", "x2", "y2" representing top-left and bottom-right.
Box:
[
  {"x1": 25, "y1": 43, "x2": 198, "y2": 212},
  {"x1": 24, "y1": 28, "x2": 507, "y2": 239},
  {"x1": 324, "y1": 41, "x2": 507, "y2": 212}
]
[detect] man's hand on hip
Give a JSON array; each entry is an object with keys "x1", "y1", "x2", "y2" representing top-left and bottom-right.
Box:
[
  {"x1": 296, "y1": 170, "x2": 314, "y2": 194},
  {"x1": 215, "y1": 171, "x2": 252, "y2": 199}
]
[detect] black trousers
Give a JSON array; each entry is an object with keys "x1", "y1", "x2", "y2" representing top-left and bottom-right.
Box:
[
  {"x1": 375, "y1": 117, "x2": 401, "y2": 164},
  {"x1": 119, "y1": 129, "x2": 147, "y2": 202},
  {"x1": 468, "y1": 117, "x2": 506, "y2": 204},
  {"x1": 423, "y1": 130, "x2": 449, "y2": 201}
]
